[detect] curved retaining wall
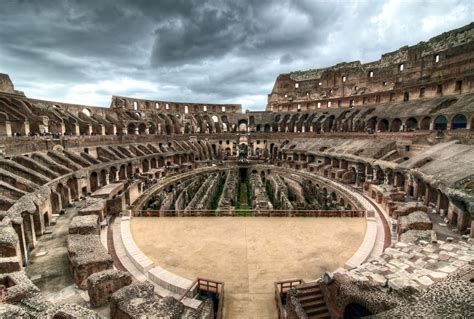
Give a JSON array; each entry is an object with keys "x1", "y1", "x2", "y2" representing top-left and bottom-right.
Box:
[{"x1": 119, "y1": 164, "x2": 385, "y2": 298}]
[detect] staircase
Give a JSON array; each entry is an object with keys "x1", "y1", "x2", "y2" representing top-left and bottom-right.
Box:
[{"x1": 295, "y1": 282, "x2": 330, "y2": 319}]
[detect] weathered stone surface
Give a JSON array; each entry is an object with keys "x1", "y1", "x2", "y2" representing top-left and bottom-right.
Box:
[
  {"x1": 87, "y1": 269, "x2": 132, "y2": 307},
  {"x1": 67, "y1": 234, "x2": 113, "y2": 289},
  {"x1": 69, "y1": 214, "x2": 100, "y2": 235}
]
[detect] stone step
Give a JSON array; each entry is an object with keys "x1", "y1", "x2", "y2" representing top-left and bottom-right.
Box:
[
  {"x1": 306, "y1": 305, "x2": 330, "y2": 316},
  {"x1": 301, "y1": 298, "x2": 326, "y2": 309},
  {"x1": 298, "y1": 293, "x2": 323, "y2": 303}
]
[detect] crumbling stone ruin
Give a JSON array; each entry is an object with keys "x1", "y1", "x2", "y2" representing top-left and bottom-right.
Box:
[
  {"x1": 87, "y1": 270, "x2": 132, "y2": 308},
  {"x1": 0, "y1": 22, "x2": 473, "y2": 318},
  {"x1": 69, "y1": 214, "x2": 100, "y2": 235},
  {"x1": 67, "y1": 233, "x2": 113, "y2": 289},
  {"x1": 109, "y1": 281, "x2": 212, "y2": 319}
]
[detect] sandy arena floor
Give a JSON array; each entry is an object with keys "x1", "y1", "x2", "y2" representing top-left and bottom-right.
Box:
[{"x1": 131, "y1": 217, "x2": 366, "y2": 319}]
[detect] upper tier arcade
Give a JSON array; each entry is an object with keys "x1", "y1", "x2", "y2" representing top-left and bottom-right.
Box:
[{"x1": 267, "y1": 22, "x2": 474, "y2": 112}]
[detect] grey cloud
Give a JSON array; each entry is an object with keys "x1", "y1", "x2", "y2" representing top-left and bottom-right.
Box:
[{"x1": 0, "y1": 0, "x2": 472, "y2": 110}]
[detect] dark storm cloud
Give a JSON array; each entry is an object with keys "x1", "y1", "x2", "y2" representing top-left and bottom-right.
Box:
[{"x1": 0, "y1": 0, "x2": 472, "y2": 109}]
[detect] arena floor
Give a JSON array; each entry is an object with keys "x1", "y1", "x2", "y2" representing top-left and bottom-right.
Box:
[{"x1": 131, "y1": 217, "x2": 366, "y2": 318}]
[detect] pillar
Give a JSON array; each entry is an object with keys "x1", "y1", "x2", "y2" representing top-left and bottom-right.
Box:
[
  {"x1": 0, "y1": 120, "x2": 12, "y2": 136},
  {"x1": 74, "y1": 124, "x2": 80, "y2": 136}
]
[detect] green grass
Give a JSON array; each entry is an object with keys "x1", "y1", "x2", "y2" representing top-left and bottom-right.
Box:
[{"x1": 236, "y1": 181, "x2": 252, "y2": 216}]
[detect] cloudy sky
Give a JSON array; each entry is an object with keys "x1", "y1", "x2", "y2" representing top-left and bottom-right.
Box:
[{"x1": 0, "y1": 0, "x2": 472, "y2": 111}]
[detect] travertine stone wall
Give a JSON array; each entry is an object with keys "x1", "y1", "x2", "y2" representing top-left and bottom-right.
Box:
[{"x1": 87, "y1": 269, "x2": 132, "y2": 307}]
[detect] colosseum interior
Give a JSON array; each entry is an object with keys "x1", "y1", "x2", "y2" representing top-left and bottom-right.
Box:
[{"x1": 0, "y1": 22, "x2": 473, "y2": 319}]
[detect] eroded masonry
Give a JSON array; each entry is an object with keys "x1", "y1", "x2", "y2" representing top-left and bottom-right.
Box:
[{"x1": 0, "y1": 23, "x2": 473, "y2": 319}]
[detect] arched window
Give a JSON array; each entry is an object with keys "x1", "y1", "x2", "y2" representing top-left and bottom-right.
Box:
[
  {"x1": 81, "y1": 108, "x2": 91, "y2": 117},
  {"x1": 451, "y1": 114, "x2": 467, "y2": 129},
  {"x1": 133, "y1": 101, "x2": 138, "y2": 110},
  {"x1": 405, "y1": 117, "x2": 418, "y2": 131},
  {"x1": 420, "y1": 117, "x2": 431, "y2": 130},
  {"x1": 184, "y1": 105, "x2": 189, "y2": 114},
  {"x1": 434, "y1": 115, "x2": 448, "y2": 130}
]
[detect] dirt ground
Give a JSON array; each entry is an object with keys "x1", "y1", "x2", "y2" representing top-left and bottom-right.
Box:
[{"x1": 131, "y1": 217, "x2": 366, "y2": 319}]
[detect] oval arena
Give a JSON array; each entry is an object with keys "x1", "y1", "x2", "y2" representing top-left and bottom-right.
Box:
[{"x1": 0, "y1": 23, "x2": 473, "y2": 319}]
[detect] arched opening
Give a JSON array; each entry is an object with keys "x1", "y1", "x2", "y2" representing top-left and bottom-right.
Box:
[
  {"x1": 378, "y1": 119, "x2": 389, "y2": 132},
  {"x1": 138, "y1": 123, "x2": 147, "y2": 134},
  {"x1": 405, "y1": 117, "x2": 417, "y2": 131},
  {"x1": 238, "y1": 120, "x2": 248, "y2": 133},
  {"x1": 90, "y1": 172, "x2": 99, "y2": 192},
  {"x1": 99, "y1": 170, "x2": 107, "y2": 186},
  {"x1": 109, "y1": 167, "x2": 118, "y2": 182},
  {"x1": 127, "y1": 123, "x2": 136, "y2": 135},
  {"x1": 81, "y1": 108, "x2": 91, "y2": 117},
  {"x1": 119, "y1": 165, "x2": 126, "y2": 180},
  {"x1": 66, "y1": 178, "x2": 78, "y2": 201},
  {"x1": 420, "y1": 116, "x2": 431, "y2": 130},
  {"x1": 390, "y1": 118, "x2": 402, "y2": 132},
  {"x1": 343, "y1": 303, "x2": 373, "y2": 318},
  {"x1": 366, "y1": 117, "x2": 377, "y2": 132},
  {"x1": 434, "y1": 115, "x2": 448, "y2": 130},
  {"x1": 451, "y1": 114, "x2": 467, "y2": 129},
  {"x1": 56, "y1": 183, "x2": 69, "y2": 209},
  {"x1": 142, "y1": 159, "x2": 149, "y2": 172}
]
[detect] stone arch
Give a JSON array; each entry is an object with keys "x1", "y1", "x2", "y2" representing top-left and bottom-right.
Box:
[
  {"x1": 142, "y1": 159, "x2": 150, "y2": 172},
  {"x1": 56, "y1": 183, "x2": 70, "y2": 208},
  {"x1": 138, "y1": 122, "x2": 147, "y2": 134},
  {"x1": 127, "y1": 123, "x2": 136, "y2": 135},
  {"x1": 420, "y1": 116, "x2": 431, "y2": 130},
  {"x1": 119, "y1": 165, "x2": 126, "y2": 180},
  {"x1": 109, "y1": 166, "x2": 118, "y2": 182},
  {"x1": 366, "y1": 117, "x2": 377, "y2": 131},
  {"x1": 405, "y1": 117, "x2": 417, "y2": 131},
  {"x1": 343, "y1": 303, "x2": 373, "y2": 318},
  {"x1": 390, "y1": 118, "x2": 402, "y2": 132},
  {"x1": 238, "y1": 119, "x2": 248, "y2": 132},
  {"x1": 434, "y1": 115, "x2": 448, "y2": 130},
  {"x1": 99, "y1": 170, "x2": 107, "y2": 186},
  {"x1": 66, "y1": 178, "x2": 79, "y2": 201},
  {"x1": 378, "y1": 119, "x2": 389, "y2": 132},
  {"x1": 451, "y1": 114, "x2": 467, "y2": 129}
]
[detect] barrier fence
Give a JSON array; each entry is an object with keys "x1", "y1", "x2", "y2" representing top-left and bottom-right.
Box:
[
  {"x1": 179, "y1": 278, "x2": 225, "y2": 319},
  {"x1": 133, "y1": 209, "x2": 366, "y2": 218}
]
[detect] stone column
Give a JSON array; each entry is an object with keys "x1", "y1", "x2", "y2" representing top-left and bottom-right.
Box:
[
  {"x1": 22, "y1": 121, "x2": 30, "y2": 136},
  {"x1": 74, "y1": 124, "x2": 80, "y2": 136},
  {"x1": 424, "y1": 186, "x2": 430, "y2": 207},
  {"x1": 0, "y1": 121, "x2": 12, "y2": 136}
]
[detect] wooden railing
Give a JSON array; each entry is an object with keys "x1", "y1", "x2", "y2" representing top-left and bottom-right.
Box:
[
  {"x1": 274, "y1": 279, "x2": 305, "y2": 319},
  {"x1": 134, "y1": 209, "x2": 366, "y2": 218},
  {"x1": 180, "y1": 278, "x2": 224, "y2": 319}
]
